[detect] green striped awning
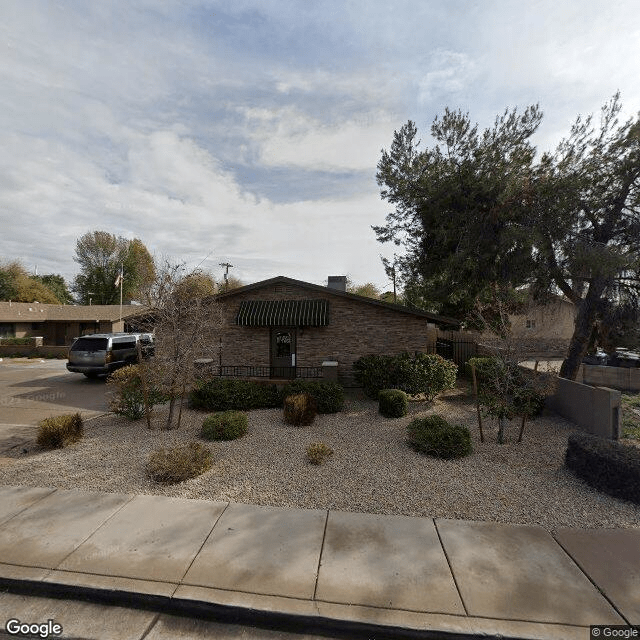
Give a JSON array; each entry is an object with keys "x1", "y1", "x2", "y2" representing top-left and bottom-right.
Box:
[{"x1": 236, "y1": 299, "x2": 329, "y2": 326}]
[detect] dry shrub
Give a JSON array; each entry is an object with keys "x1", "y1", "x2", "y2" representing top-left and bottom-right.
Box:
[
  {"x1": 146, "y1": 442, "x2": 213, "y2": 484},
  {"x1": 306, "y1": 442, "x2": 333, "y2": 465},
  {"x1": 37, "y1": 413, "x2": 83, "y2": 449},
  {"x1": 201, "y1": 411, "x2": 248, "y2": 441},
  {"x1": 283, "y1": 392, "x2": 317, "y2": 426}
]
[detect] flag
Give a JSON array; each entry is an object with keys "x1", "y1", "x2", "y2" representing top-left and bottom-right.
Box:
[{"x1": 114, "y1": 270, "x2": 123, "y2": 287}]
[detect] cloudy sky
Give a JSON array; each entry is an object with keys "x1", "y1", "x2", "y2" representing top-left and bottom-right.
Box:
[{"x1": 1, "y1": 1, "x2": 638, "y2": 292}]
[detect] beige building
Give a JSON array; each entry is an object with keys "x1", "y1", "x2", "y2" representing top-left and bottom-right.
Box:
[
  {"x1": 478, "y1": 295, "x2": 577, "y2": 355},
  {"x1": 0, "y1": 302, "x2": 146, "y2": 345}
]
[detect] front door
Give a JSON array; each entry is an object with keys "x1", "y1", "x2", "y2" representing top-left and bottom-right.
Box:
[{"x1": 270, "y1": 328, "x2": 296, "y2": 379}]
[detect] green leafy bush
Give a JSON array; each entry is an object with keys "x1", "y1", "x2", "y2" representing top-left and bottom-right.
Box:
[
  {"x1": 406, "y1": 415, "x2": 472, "y2": 459},
  {"x1": 107, "y1": 365, "x2": 166, "y2": 420},
  {"x1": 466, "y1": 356, "x2": 502, "y2": 382},
  {"x1": 353, "y1": 352, "x2": 457, "y2": 401},
  {"x1": 146, "y1": 442, "x2": 213, "y2": 484},
  {"x1": 37, "y1": 413, "x2": 83, "y2": 449},
  {"x1": 0, "y1": 337, "x2": 32, "y2": 345},
  {"x1": 306, "y1": 442, "x2": 333, "y2": 465},
  {"x1": 283, "y1": 392, "x2": 317, "y2": 426},
  {"x1": 378, "y1": 389, "x2": 408, "y2": 418},
  {"x1": 280, "y1": 379, "x2": 344, "y2": 413},
  {"x1": 189, "y1": 378, "x2": 280, "y2": 411},
  {"x1": 201, "y1": 410, "x2": 248, "y2": 441},
  {"x1": 565, "y1": 432, "x2": 640, "y2": 504},
  {"x1": 352, "y1": 354, "x2": 395, "y2": 397}
]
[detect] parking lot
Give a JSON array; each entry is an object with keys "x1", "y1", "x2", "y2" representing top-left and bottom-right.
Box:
[{"x1": 0, "y1": 358, "x2": 108, "y2": 455}]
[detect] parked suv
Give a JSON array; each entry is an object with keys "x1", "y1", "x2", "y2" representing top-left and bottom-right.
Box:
[{"x1": 66, "y1": 333, "x2": 154, "y2": 378}]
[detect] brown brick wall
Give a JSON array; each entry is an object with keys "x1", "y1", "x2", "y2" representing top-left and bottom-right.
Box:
[{"x1": 214, "y1": 283, "x2": 447, "y2": 386}]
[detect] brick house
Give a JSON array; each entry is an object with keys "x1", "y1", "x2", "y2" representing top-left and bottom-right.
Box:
[
  {"x1": 213, "y1": 276, "x2": 466, "y2": 386},
  {"x1": 0, "y1": 302, "x2": 146, "y2": 346}
]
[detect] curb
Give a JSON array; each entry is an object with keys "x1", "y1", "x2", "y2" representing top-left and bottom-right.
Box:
[{"x1": 0, "y1": 576, "x2": 523, "y2": 640}]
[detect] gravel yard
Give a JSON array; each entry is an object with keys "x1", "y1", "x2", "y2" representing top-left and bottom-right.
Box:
[{"x1": 1, "y1": 382, "x2": 638, "y2": 530}]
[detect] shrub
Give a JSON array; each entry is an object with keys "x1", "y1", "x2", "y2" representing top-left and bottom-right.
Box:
[
  {"x1": 306, "y1": 442, "x2": 333, "y2": 465},
  {"x1": 402, "y1": 353, "x2": 457, "y2": 401},
  {"x1": 201, "y1": 410, "x2": 248, "y2": 441},
  {"x1": 378, "y1": 389, "x2": 408, "y2": 418},
  {"x1": 107, "y1": 365, "x2": 143, "y2": 420},
  {"x1": 406, "y1": 415, "x2": 472, "y2": 459},
  {"x1": 37, "y1": 413, "x2": 83, "y2": 449},
  {"x1": 283, "y1": 392, "x2": 317, "y2": 426},
  {"x1": 189, "y1": 378, "x2": 280, "y2": 411},
  {"x1": 280, "y1": 379, "x2": 344, "y2": 413},
  {"x1": 353, "y1": 354, "x2": 395, "y2": 397},
  {"x1": 468, "y1": 357, "x2": 548, "y2": 420},
  {"x1": 466, "y1": 356, "x2": 505, "y2": 383},
  {"x1": 353, "y1": 352, "x2": 457, "y2": 400},
  {"x1": 146, "y1": 442, "x2": 213, "y2": 484},
  {"x1": 107, "y1": 365, "x2": 167, "y2": 420},
  {"x1": 0, "y1": 337, "x2": 33, "y2": 345},
  {"x1": 565, "y1": 432, "x2": 640, "y2": 504}
]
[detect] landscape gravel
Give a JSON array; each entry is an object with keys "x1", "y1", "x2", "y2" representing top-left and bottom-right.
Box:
[{"x1": 1, "y1": 384, "x2": 639, "y2": 530}]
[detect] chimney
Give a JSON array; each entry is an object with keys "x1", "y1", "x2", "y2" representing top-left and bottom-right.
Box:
[{"x1": 327, "y1": 275, "x2": 347, "y2": 292}]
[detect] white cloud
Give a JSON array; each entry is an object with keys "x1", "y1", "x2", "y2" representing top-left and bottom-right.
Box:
[{"x1": 240, "y1": 106, "x2": 399, "y2": 172}]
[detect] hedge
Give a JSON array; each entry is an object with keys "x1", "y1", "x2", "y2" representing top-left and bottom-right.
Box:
[
  {"x1": 190, "y1": 378, "x2": 280, "y2": 411},
  {"x1": 565, "y1": 432, "x2": 640, "y2": 504},
  {"x1": 279, "y1": 379, "x2": 344, "y2": 413},
  {"x1": 353, "y1": 352, "x2": 457, "y2": 401}
]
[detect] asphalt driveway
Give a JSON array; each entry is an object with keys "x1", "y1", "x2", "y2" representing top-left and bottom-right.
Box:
[{"x1": 0, "y1": 358, "x2": 108, "y2": 454}]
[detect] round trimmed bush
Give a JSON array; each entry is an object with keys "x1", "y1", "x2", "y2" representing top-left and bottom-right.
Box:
[
  {"x1": 201, "y1": 410, "x2": 248, "y2": 441},
  {"x1": 378, "y1": 389, "x2": 408, "y2": 418},
  {"x1": 147, "y1": 442, "x2": 212, "y2": 484},
  {"x1": 406, "y1": 415, "x2": 472, "y2": 459}
]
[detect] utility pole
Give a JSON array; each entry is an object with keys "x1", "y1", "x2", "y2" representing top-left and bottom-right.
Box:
[
  {"x1": 219, "y1": 262, "x2": 234, "y2": 291},
  {"x1": 114, "y1": 264, "x2": 124, "y2": 326},
  {"x1": 391, "y1": 263, "x2": 397, "y2": 303}
]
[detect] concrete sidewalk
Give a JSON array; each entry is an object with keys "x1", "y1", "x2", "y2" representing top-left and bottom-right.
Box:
[{"x1": 0, "y1": 485, "x2": 637, "y2": 640}]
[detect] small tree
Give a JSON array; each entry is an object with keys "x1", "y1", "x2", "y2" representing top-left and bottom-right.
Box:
[
  {"x1": 139, "y1": 260, "x2": 224, "y2": 430},
  {"x1": 469, "y1": 288, "x2": 556, "y2": 443}
]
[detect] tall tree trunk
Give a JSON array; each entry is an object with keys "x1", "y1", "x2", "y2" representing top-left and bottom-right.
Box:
[{"x1": 560, "y1": 278, "x2": 607, "y2": 380}]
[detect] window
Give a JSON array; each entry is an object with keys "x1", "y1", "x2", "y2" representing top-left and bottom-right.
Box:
[
  {"x1": 80, "y1": 322, "x2": 97, "y2": 335},
  {"x1": 0, "y1": 323, "x2": 14, "y2": 338},
  {"x1": 112, "y1": 340, "x2": 136, "y2": 351},
  {"x1": 526, "y1": 319, "x2": 536, "y2": 329},
  {"x1": 275, "y1": 331, "x2": 292, "y2": 357},
  {"x1": 71, "y1": 337, "x2": 108, "y2": 352}
]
